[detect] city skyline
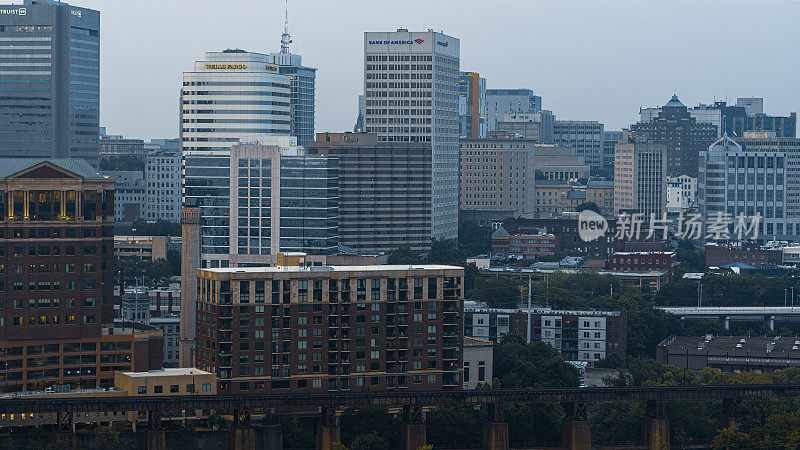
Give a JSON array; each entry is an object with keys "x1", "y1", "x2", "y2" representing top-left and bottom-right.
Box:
[{"x1": 23, "y1": 0, "x2": 798, "y2": 141}]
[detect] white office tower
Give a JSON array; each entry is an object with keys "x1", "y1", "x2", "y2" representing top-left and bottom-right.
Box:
[
  {"x1": 180, "y1": 50, "x2": 291, "y2": 152},
  {"x1": 364, "y1": 29, "x2": 460, "y2": 239}
]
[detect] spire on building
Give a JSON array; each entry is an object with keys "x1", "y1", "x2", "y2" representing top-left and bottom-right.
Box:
[{"x1": 280, "y1": 0, "x2": 292, "y2": 54}]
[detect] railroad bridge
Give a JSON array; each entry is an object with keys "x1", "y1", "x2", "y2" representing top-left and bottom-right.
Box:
[{"x1": 1, "y1": 384, "x2": 798, "y2": 450}]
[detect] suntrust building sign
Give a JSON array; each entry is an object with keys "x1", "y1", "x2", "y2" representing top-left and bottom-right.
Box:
[{"x1": 0, "y1": 7, "x2": 25, "y2": 15}]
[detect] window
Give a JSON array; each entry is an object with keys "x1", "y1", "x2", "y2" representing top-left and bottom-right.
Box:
[
  {"x1": 154, "y1": 385, "x2": 163, "y2": 394},
  {"x1": 201, "y1": 383, "x2": 212, "y2": 392},
  {"x1": 138, "y1": 386, "x2": 147, "y2": 395},
  {"x1": 170, "y1": 385, "x2": 179, "y2": 393}
]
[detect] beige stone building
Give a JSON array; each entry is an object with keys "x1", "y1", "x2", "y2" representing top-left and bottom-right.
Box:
[{"x1": 614, "y1": 132, "x2": 667, "y2": 216}]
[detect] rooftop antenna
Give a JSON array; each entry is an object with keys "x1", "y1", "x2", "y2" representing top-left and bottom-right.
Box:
[{"x1": 280, "y1": 0, "x2": 292, "y2": 54}]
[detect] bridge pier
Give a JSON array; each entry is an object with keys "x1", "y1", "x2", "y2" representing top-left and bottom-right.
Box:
[
  {"x1": 147, "y1": 410, "x2": 166, "y2": 450},
  {"x1": 230, "y1": 409, "x2": 256, "y2": 450},
  {"x1": 316, "y1": 406, "x2": 341, "y2": 450},
  {"x1": 401, "y1": 405, "x2": 426, "y2": 450},
  {"x1": 643, "y1": 401, "x2": 669, "y2": 450},
  {"x1": 769, "y1": 315, "x2": 775, "y2": 331},
  {"x1": 483, "y1": 403, "x2": 509, "y2": 450},
  {"x1": 724, "y1": 316, "x2": 730, "y2": 330},
  {"x1": 562, "y1": 402, "x2": 591, "y2": 450}
]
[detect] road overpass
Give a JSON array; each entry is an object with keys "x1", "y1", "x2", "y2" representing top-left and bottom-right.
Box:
[{"x1": 659, "y1": 306, "x2": 800, "y2": 330}]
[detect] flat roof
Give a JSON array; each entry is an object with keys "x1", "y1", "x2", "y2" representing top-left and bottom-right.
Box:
[
  {"x1": 119, "y1": 368, "x2": 212, "y2": 378},
  {"x1": 201, "y1": 264, "x2": 463, "y2": 274}
]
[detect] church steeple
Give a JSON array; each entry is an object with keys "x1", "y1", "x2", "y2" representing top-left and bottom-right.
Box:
[{"x1": 280, "y1": 0, "x2": 292, "y2": 54}]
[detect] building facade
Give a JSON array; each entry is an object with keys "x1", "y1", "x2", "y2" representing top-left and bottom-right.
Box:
[
  {"x1": 144, "y1": 151, "x2": 180, "y2": 222},
  {"x1": 0, "y1": 159, "x2": 164, "y2": 391},
  {"x1": 364, "y1": 30, "x2": 460, "y2": 240},
  {"x1": 494, "y1": 112, "x2": 555, "y2": 143},
  {"x1": 602, "y1": 130, "x2": 623, "y2": 173},
  {"x1": 308, "y1": 132, "x2": 432, "y2": 253},
  {"x1": 99, "y1": 129, "x2": 145, "y2": 160},
  {"x1": 698, "y1": 134, "x2": 796, "y2": 239},
  {"x1": 485, "y1": 89, "x2": 542, "y2": 134},
  {"x1": 458, "y1": 72, "x2": 486, "y2": 138},
  {"x1": 609, "y1": 251, "x2": 680, "y2": 280},
  {"x1": 194, "y1": 264, "x2": 464, "y2": 394},
  {"x1": 614, "y1": 132, "x2": 667, "y2": 217},
  {"x1": 490, "y1": 226, "x2": 556, "y2": 259},
  {"x1": 666, "y1": 175, "x2": 697, "y2": 213},
  {"x1": 0, "y1": 1, "x2": 100, "y2": 167},
  {"x1": 463, "y1": 307, "x2": 627, "y2": 362},
  {"x1": 553, "y1": 120, "x2": 604, "y2": 170},
  {"x1": 631, "y1": 95, "x2": 717, "y2": 177},
  {"x1": 183, "y1": 140, "x2": 338, "y2": 269}
]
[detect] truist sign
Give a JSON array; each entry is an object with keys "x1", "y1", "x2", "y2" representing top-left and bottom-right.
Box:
[{"x1": 0, "y1": 7, "x2": 26, "y2": 15}]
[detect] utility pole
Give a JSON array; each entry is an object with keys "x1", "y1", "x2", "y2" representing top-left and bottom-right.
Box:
[
  {"x1": 785, "y1": 288, "x2": 788, "y2": 307},
  {"x1": 610, "y1": 283, "x2": 613, "y2": 297},
  {"x1": 698, "y1": 283, "x2": 702, "y2": 307},
  {"x1": 527, "y1": 276, "x2": 532, "y2": 344}
]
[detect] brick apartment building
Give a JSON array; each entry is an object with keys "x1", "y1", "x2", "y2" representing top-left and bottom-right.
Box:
[
  {"x1": 705, "y1": 242, "x2": 782, "y2": 269},
  {"x1": 463, "y1": 306, "x2": 626, "y2": 362},
  {"x1": 194, "y1": 264, "x2": 464, "y2": 394},
  {"x1": 0, "y1": 160, "x2": 162, "y2": 392},
  {"x1": 491, "y1": 226, "x2": 556, "y2": 259},
  {"x1": 609, "y1": 251, "x2": 681, "y2": 280}
]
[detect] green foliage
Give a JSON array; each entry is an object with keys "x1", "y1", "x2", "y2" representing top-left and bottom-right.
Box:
[
  {"x1": 469, "y1": 276, "x2": 521, "y2": 308},
  {"x1": 339, "y1": 406, "x2": 400, "y2": 446},
  {"x1": 427, "y1": 238, "x2": 465, "y2": 264},
  {"x1": 711, "y1": 421, "x2": 753, "y2": 450},
  {"x1": 348, "y1": 431, "x2": 390, "y2": 450},
  {"x1": 458, "y1": 221, "x2": 491, "y2": 256},
  {"x1": 655, "y1": 272, "x2": 800, "y2": 308},
  {"x1": 279, "y1": 416, "x2": 315, "y2": 449},
  {"x1": 675, "y1": 239, "x2": 705, "y2": 273},
  {"x1": 86, "y1": 428, "x2": 132, "y2": 450},
  {"x1": 116, "y1": 256, "x2": 177, "y2": 286},
  {"x1": 100, "y1": 155, "x2": 144, "y2": 171},
  {"x1": 387, "y1": 246, "x2": 422, "y2": 264},
  {"x1": 493, "y1": 331, "x2": 580, "y2": 388},
  {"x1": 426, "y1": 405, "x2": 484, "y2": 447}
]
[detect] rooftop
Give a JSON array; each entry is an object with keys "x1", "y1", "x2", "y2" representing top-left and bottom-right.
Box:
[
  {"x1": 119, "y1": 368, "x2": 212, "y2": 378},
  {"x1": 662, "y1": 335, "x2": 800, "y2": 354},
  {"x1": 0, "y1": 158, "x2": 100, "y2": 179},
  {"x1": 201, "y1": 264, "x2": 463, "y2": 274}
]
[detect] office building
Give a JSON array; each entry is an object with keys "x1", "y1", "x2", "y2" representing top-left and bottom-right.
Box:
[
  {"x1": 532, "y1": 181, "x2": 614, "y2": 218},
  {"x1": 734, "y1": 132, "x2": 800, "y2": 230},
  {"x1": 698, "y1": 134, "x2": 797, "y2": 239},
  {"x1": 736, "y1": 98, "x2": 764, "y2": 116},
  {"x1": 0, "y1": 159, "x2": 164, "y2": 391},
  {"x1": 194, "y1": 264, "x2": 464, "y2": 394},
  {"x1": 180, "y1": 50, "x2": 291, "y2": 153},
  {"x1": 459, "y1": 138, "x2": 589, "y2": 217},
  {"x1": 265, "y1": 13, "x2": 316, "y2": 148},
  {"x1": 499, "y1": 217, "x2": 619, "y2": 258},
  {"x1": 666, "y1": 175, "x2": 696, "y2": 213},
  {"x1": 99, "y1": 129, "x2": 145, "y2": 160},
  {"x1": 553, "y1": 120, "x2": 605, "y2": 170},
  {"x1": 353, "y1": 95, "x2": 365, "y2": 133},
  {"x1": 144, "y1": 138, "x2": 179, "y2": 154},
  {"x1": 602, "y1": 130, "x2": 623, "y2": 172},
  {"x1": 100, "y1": 170, "x2": 145, "y2": 223},
  {"x1": 490, "y1": 226, "x2": 556, "y2": 259},
  {"x1": 458, "y1": 71, "x2": 486, "y2": 138},
  {"x1": 485, "y1": 89, "x2": 542, "y2": 133},
  {"x1": 614, "y1": 132, "x2": 667, "y2": 216},
  {"x1": 144, "y1": 151, "x2": 180, "y2": 222},
  {"x1": 705, "y1": 242, "x2": 782, "y2": 269},
  {"x1": 183, "y1": 140, "x2": 338, "y2": 269},
  {"x1": 632, "y1": 95, "x2": 717, "y2": 177},
  {"x1": 308, "y1": 132, "x2": 432, "y2": 253},
  {"x1": 463, "y1": 306, "x2": 627, "y2": 362},
  {"x1": 494, "y1": 111, "x2": 555, "y2": 143},
  {"x1": 609, "y1": 251, "x2": 680, "y2": 280},
  {"x1": 0, "y1": 1, "x2": 100, "y2": 167},
  {"x1": 364, "y1": 29, "x2": 460, "y2": 240}
]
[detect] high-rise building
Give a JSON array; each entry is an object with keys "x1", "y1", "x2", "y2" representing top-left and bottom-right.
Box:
[
  {"x1": 180, "y1": 50, "x2": 291, "y2": 153},
  {"x1": 736, "y1": 97, "x2": 764, "y2": 116},
  {"x1": 698, "y1": 134, "x2": 798, "y2": 240},
  {"x1": 364, "y1": 30, "x2": 460, "y2": 240},
  {"x1": 353, "y1": 95, "x2": 365, "y2": 133},
  {"x1": 0, "y1": 159, "x2": 163, "y2": 391},
  {"x1": 144, "y1": 151, "x2": 180, "y2": 222},
  {"x1": 631, "y1": 95, "x2": 717, "y2": 177},
  {"x1": 308, "y1": 132, "x2": 432, "y2": 253},
  {"x1": 265, "y1": 11, "x2": 317, "y2": 148},
  {"x1": 194, "y1": 264, "x2": 464, "y2": 394},
  {"x1": 614, "y1": 131, "x2": 667, "y2": 216},
  {"x1": 602, "y1": 130, "x2": 623, "y2": 172},
  {"x1": 553, "y1": 120, "x2": 604, "y2": 170},
  {"x1": 458, "y1": 72, "x2": 486, "y2": 138},
  {"x1": 0, "y1": 1, "x2": 100, "y2": 167},
  {"x1": 485, "y1": 89, "x2": 542, "y2": 134},
  {"x1": 182, "y1": 139, "x2": 338, "y2": 269}
]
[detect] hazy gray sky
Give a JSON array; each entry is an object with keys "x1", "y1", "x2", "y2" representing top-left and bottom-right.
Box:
[{"x1": 37, "y1": 0, "x2": 800, "y2": 139}]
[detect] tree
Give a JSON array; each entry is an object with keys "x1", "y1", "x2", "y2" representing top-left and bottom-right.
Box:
[
  {"x1": 459, "y1": 221, "x2": 490, "y2": 256},
  {"x1": 427, "y1": 238, "x2": 465, "y2": 264},
  {"x1": 87, "y1": 428, "x2": 132, "y2": 450},
  {"x1": 493, "y1": 331, "x2": 580, "y2": 389},
  {"x1": 388, "y1": 246, "x2": 422, "y2": 264},
  {"x1": 469, "y1": 276, "x2": 521, "y2": 308},
  {"x1": 100, "y1": 155, "x2": 143, "y2": 171},
  {"x1": 711, "y1": 422, "x2": 752, "y2": 450},
  {"x1": 349, "y1": 432, "x2": 389, "y2": 450},
  {"x1": 339, "y1": 406, "x2": 400, "y2": 446},
  {"x1": 576, "y1": 201, "x2": 600, "y2": 214},
  {"x1": 426, "y1": 405, "x2": 484, "y2": 447}
]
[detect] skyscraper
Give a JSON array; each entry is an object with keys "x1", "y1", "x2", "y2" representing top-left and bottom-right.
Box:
[
  {"x1": 364, "y1": 29, "x2": 460, "y2": 240},
  {"x1": 458, "y1": 71, "x2": 486, "y2": 138},
  {"x1": 0, "y1": 0, "x2": 100, "y2": 167},
  {"x1": 631, "y1": 95, "x2": 717, "y2": 177},
  {"x1": 553, "y1": 120, "x2": 605, "y2": 170},
  {"x1": 265, "y1": 6, "x2": 317, "y2": 148},
  {"x1": 614, "y1": 131, "x2": 667, "y2": 217}
]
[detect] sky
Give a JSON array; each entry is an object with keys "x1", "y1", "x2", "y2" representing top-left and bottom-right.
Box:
[{"x1": 30, "y1": 0, "x2": 800, "y2": 140}]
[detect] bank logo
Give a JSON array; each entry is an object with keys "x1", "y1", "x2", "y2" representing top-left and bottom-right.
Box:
[
  {"x1": 0, "y1": 7, "x2": 26, "y2": 15},
  {"x1": 578, "y1": 210, "x2": 608, "y2": 242},
  {"x1": 415, "y1": 38, "x2": 425, "y2": 44}
]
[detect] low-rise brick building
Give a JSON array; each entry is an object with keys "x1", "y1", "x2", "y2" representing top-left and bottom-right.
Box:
[
  {"x1": 609, "y1": 251, "x2": 681, "y2": 280},
  {"x1": 705, "y1": 242, "x2": 782, "y2": 269}
]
